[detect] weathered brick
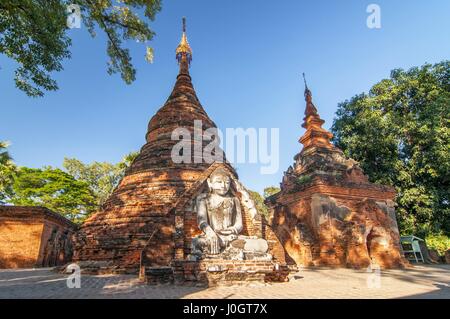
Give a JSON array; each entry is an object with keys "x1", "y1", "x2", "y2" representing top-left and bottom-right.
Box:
[
  {"x1": 266, "y1": 86, "x2": 407, "y2": 269},
  {"x1": 0, "y1": 206, "x2": 77, "y2": 268}
]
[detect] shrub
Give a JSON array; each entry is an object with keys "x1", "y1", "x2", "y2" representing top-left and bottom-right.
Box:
[
  {"x1": 296, "y1": 175, "x2": 312, "y2": 185},
  {"x1": 426, "y1": 234, "x2": 450, "y2": 256}
]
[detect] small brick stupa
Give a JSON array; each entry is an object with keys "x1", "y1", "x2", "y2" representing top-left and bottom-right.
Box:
[
  {"x1": 266, "y1": 75, "x2": 406, "y2": 269},
  {"x1": 74, "y1": 19, "x2": 287, "y2": 284}
]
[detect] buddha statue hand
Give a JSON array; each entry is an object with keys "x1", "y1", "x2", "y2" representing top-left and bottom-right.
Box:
[
  {"x1": 217, "y1": 227, "x2": 236, "y2": 236},
  {"x1": 205, "y1": 227, "x2": 220, "y2": 254}
]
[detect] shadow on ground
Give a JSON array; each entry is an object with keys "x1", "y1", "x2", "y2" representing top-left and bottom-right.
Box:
[
  {"x1": 0, "y1": 265, "x2": 448, "y2": 299},
  {"x1": 0, "y1": 268, "x2": 205, "y2": 299}
]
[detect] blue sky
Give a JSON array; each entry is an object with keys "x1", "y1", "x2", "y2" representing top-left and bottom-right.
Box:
[{"x1": 1, "y1": 0, "x2": 449, "y2": 193}]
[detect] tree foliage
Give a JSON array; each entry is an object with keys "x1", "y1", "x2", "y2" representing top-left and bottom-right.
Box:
[
  {"x1": 8, "y1": 166, "x2": 96, "y2": 223},
  {"x1": 63, "y1": 151, "x2": 138, "y2": 206},
  {"x1": 1, "y1": 144, "x2": 138, "y2": 222},
  {"x1": 0, "y1": 0, "x2": 161, "y2": 97},
  {"x1": 247, "y1": 187, "x2": 281, "y2": 219},
  {"x1": 0, "y1": 141, "x2": 16, "y2": 203},
  {"x1": 248, "y1": 190, "x2": 269, "y2": 218},
  {"x1": 425, "y1": 233, "x2": 450, "y2": 256},
  {"x1": 331, "y1": 61, "x2": 450, "y2": 237},
  {"x1": 263, "y1": 186, "x2": 280, "y2": 199}
]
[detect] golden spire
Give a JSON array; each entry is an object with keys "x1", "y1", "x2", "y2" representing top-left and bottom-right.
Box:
[{"x1": 176, "y1": 17, "x2": 192, "y2": 66}]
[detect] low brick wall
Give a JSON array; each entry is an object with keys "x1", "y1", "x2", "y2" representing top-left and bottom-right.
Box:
[{"x1": 0, "y1": 206, "x2": 77, "y2": 269}]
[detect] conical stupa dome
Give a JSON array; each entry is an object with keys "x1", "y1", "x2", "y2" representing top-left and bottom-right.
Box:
[{"x1": 74, "y1": 19, "x2": 233, "y2": 271}]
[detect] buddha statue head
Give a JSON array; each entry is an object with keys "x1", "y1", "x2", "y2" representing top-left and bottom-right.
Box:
[{"x1": 207, "y1": 168, "x2": 231, "y2": 196}]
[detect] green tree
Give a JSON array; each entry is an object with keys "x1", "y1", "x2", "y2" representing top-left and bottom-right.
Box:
[
  {"x1": 0, "y1": 0, "x2": 161, "y2": 97},
  {"x1": 118, "y1": 151, "x2": 139, "y2": 170},
  {"x1": 331, "y1": 61, "x2": 450, "y2": 237},
  {"x1": 0, "y1": 141, "x2": 16, "y2": 203},
  {"x1": 8, "y1": 167, "x2": 96, "y2": 223},
  {"x1": 63, "y1": 151, "x2": 138, "y2": 206},
  {"x1": 0, "y1": 141, "x2": 12, "y2": 167},
  {"x1": 248, "y1": 190, "x2": 269, "y2": 218},
  {"x1": 247, "y1": 187, "x2": 281, "y2": 219},
  {"x1": 426, "y1": 233, "x2": 450, "y2": 256},
  {"x1": 263, "y1": 186, "x2": 280, "y2": 198}
]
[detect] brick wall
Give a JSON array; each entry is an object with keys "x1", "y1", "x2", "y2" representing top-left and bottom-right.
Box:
[
  {"x1": 268, "y1": 190, "x2": 406, "y2": 269},
  {"x1": 0, "y1": 206, "x2": 77, "y2": 269},
  {"x1": 0, "y1": 220, "x2": 43, "y2": 268}
]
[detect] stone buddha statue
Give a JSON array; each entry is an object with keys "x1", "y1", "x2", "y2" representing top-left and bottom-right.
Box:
[
  {"x1": 193, "y1": 168, "x2": 243, "y2": 255},
  {"x1": 191, "y1": 168, "x2": 270, "y2": 260}
]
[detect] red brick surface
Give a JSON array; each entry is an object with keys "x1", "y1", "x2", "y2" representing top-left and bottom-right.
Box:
[{"x1": 0, "y1": 206, "x2": 77, "y2": 268}]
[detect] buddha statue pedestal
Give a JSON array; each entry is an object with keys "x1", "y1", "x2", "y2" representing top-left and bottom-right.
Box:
[{"x1": 172, "y1": 258, "x2": 286, "y2": 287}]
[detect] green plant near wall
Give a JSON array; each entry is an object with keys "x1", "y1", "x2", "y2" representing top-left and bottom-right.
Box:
[
  {"x1": 426, "y1": 233, "x2": 450, "y2": 256},
  {"x1": 296, "y1": 175, "x2": 313, "y2": 186}
]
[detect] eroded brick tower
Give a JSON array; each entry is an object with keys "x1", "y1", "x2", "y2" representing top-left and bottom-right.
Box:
[{"x1": 266, "y1": 76, "x2": 407, "y2": 269}]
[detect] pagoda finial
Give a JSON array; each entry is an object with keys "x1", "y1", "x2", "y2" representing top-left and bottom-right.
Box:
[
  {"x1": 176, "y1": 17, "x2": 192, "y2": 68},
  {"x1": 299, "y1": 74, "x2": 334, "y2": 150},
  {"x1": 302, "y1": 73, "x2": 318, "y2": 117},
  {"x1": 302, "y1": 72, "x2": 312, "y2": 100}
]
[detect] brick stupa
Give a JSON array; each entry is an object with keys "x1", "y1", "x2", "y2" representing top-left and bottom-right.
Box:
[
  {"x1": 266, "y1": 76, "x2": 406, "y2": 269},
  {"x1": 74, "y1": 19, "x2": 287, "y2": 282}
]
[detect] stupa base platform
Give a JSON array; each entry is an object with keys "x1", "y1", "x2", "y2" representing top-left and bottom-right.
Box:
[
  {"x1": 58, "y1": 260, "x2": 140, "y2": 275},
  {"x1": 140, "y1": 259, "x2": 292, "y2": 286}
]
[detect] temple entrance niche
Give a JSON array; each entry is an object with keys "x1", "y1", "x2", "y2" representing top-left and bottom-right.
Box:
[{"x1": 365, "y1": 225, "x2": 395, "y2": 267}]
